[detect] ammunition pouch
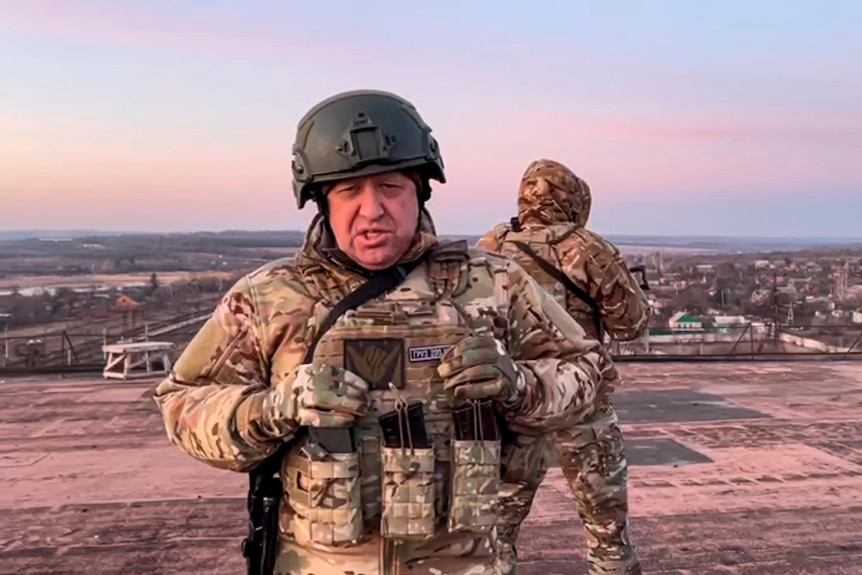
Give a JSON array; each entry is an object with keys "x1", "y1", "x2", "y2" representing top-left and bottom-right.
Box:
[
  {"x1": 380, "y1": 447, "x2": 437, "y2": 540},
  {"x1": 378, "y1": 402, "x2": 437, "y2": 541},
  {"x1": 447, "y1": 400, "x2": 502, "y2": 535},
  {"x1": 284, "y1": 429, "x2": 363, "y2": 547}
]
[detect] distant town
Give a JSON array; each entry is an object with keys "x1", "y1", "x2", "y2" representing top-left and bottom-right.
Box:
[
  {"x1": 633, "y1": 248, "x2": 862, "y2": 328},
  {"x1": 1, "y1": 230, "x2": 862, "y2": 367},
  {"x1": 611, "y1": 246, "x2": 862, "y2": 356}
]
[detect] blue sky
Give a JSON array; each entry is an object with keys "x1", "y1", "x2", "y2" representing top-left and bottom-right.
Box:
[{"x1": 0, "y1": 0, "x2": 860, "y2": 236}]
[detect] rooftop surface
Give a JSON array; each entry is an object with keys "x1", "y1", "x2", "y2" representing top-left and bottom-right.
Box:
[{"x1": 2, "y1": 361, "x2": 861, "y2": 574}]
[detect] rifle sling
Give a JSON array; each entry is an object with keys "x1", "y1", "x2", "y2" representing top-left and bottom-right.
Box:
[{"x1": 510, "y1": 240, "x2": 604, "y2": 339}]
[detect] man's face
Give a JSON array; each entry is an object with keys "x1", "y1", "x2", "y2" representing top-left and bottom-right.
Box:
[{"x1": 325, "y1": 170, "x2": 420, "y2": 270}]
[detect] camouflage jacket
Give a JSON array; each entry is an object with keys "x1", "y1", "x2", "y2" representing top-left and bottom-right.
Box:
[
  {"x1": 477, "y1": 159, "x2": 650, "y2": 342},
  {"x1": 154, "y1": 209, "x2": 613, "y2": 472},
  {"x1": 151, "y1": 209, "x2": 616, "y2": 574}
]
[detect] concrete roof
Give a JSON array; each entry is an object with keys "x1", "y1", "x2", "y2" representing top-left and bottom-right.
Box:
[{"x1": 2, "y1": 361, "x2": 861, "y2": 574}]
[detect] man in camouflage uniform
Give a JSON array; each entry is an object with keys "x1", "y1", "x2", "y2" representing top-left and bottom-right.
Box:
[
  {"x1": 153, "y1": 92, "x2": 621, "y2": 575},
  {"x1": 476, "y1": 159, "x2": 651, "y2": 575}
]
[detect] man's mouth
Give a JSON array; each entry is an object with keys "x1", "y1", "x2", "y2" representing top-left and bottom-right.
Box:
[{"x1": 358, "y1": 229, "x2": 390, "y2": 240}]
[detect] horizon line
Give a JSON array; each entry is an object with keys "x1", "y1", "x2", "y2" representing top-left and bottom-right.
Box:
[{"x1": 3, "y1": 228, "x2": 862, "y2": 243}]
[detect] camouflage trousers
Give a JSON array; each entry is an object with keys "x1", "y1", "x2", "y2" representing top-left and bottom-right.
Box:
[{"x1": 497, "y1": 403, "x2": 641, "y2": 575}]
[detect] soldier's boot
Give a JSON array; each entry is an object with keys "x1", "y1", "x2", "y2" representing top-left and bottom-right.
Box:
[
  {"x1": 584, "y1": 518, "x2": 642, "y2": 575},
  {"x1": 497, "y1": 535, "x2": 518, "y2": 575},
  {"x1": 495, "y1": 523, "x2": 523, "y2": 575}
]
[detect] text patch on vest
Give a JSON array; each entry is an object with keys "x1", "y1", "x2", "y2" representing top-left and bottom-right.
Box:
[
  {"x1": 344, "y1": 338, "x2": 406, "y2": 390},
  {"x1": 408, "y1": 345, "x2": 451, "y2": 363}
]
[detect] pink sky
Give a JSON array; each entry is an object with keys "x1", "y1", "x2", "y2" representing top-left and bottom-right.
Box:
[{"x1": 1, "y1": 1, "x2": 860, "y2": 236}]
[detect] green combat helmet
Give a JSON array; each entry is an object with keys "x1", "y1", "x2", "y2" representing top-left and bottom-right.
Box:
[{"x1": 292, "y1": 89, "x2": 447, "y2": 210}]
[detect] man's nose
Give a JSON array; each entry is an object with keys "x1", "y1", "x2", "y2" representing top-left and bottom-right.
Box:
[{"x1": 357, "y1": 183, "x2": 385, "y2": 219}]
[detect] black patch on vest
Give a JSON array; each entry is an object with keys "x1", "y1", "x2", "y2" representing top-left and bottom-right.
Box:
[
  {"x1": 344, "y1": 338, "x2": 405, "y2": 390},
  {"x1": 408, "y1": 345, "x2": 450, "y2": 363}
]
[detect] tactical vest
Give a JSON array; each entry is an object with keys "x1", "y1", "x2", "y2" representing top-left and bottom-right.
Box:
[
  {"x1": 281, "y1": 247, "x2": 503, "y2": 549},
  {"x1": 497, "y1": 224, "x2": 601, "y2": 339}
]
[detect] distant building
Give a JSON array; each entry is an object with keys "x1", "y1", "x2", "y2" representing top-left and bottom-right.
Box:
[
  {"x1": 789, "y1": 278, "x2": 811, "y2": 290},
  {"x1": 647, "y1": 298, "x2": 664, "y2": 316},
  {"x1": 113, "y1": 295, "x2": 140, "y2": 312},
  {"x1": 777, "y1": 286, "x2": 799, "y2": 300},
  {"x1": 713, "y1": 315, "x2": 747, "y2": 328},
  {"x1": 710, "y1": 314, "x2": 748, "y2": 334},
  {"x1": 750, "y1": 288, "x2": 770, "y2": 304},
  {"x1": 833, "y1": 263, "x2": 849, "y2": 300},
  {"x1": 668, "y1": 311, "x2": 703, "y2": 331}
]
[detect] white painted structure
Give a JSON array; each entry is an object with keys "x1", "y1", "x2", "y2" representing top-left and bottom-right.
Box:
[{"x1": 102, "y1": 341, "x2": 174, "y2": 380}]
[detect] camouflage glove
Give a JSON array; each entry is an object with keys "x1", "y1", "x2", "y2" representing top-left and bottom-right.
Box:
[
  {"x1": 437, "y1": 334, "x2": 526, "y2": 409},
  {"x1": 261, "y1": 363, "x2": 370, "y2": 437}
]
